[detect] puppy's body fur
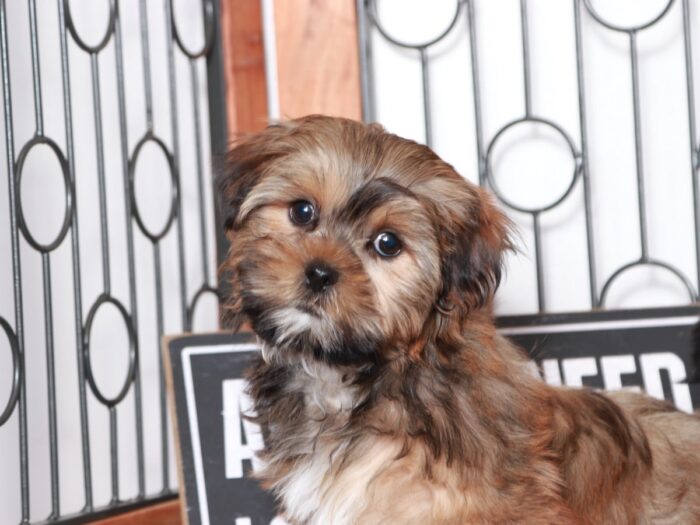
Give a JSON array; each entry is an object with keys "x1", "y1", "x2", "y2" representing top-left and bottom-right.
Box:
[{"x1": 220, "y1": 116, "x2": 700, "y2": 524}]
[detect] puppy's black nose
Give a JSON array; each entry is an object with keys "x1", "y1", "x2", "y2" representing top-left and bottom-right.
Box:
[{"x1": 305, "y1": 261, "x2": 338, "y2": 293}]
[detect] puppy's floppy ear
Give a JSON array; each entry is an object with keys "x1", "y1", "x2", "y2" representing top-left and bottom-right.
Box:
[
  {"x1": 428, "y1": 179, "x2": 514, "y2": 314},
  {"x1": 218, "y1": 124, "x2": 291, "y2": 231}
]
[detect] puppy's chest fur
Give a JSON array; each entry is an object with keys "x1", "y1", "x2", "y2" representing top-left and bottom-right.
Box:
[
  {"x1": 256, "y1": 359, "x2": 387, "y2": 525},
  {"x1": 249, "y1": 354, "x2": 540, "y2": 525},
  {"x1": 295, "y1": 360, "x2": 357, "y2": 417}
]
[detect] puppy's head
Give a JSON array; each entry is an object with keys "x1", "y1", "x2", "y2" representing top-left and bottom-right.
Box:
[{"x1": 220, "y1": 116, "x2": 511, "y2": 365}]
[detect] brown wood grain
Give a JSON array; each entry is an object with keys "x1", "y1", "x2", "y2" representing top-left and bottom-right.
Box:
[
  {"x1": 90, "y1": 500, "x2": 181, "y2": 525},
  {"x1": 274, "y1": 0, "x2": 362, "y2": 120},
  {"x1": 221, "y1": 0, "x2": 270, "y2": 137}
]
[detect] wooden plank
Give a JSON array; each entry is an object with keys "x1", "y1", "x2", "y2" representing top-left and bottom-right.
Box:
[
  {"x1": 220, "y1": 0, "x2": 270, "y2": 136},
  {"x1": 274, "y1": 0, "x2": 362, "y2": 120},
  {"x1": 90, "y1": 500, "x2": 181, "y2": 525},
  {"x1": 163, "y1": 334, "x2": 192, "y2": 525}
]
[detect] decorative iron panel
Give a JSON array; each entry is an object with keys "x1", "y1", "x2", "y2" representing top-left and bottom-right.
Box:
[
  {"x1": 0, "y1": 0, "x2": 226, "y2": 523},
  {"x1": 357, "y1": 0, "x2": 700, "y2": 315}
]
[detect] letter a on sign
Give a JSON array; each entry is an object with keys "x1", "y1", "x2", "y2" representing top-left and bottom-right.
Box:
[{"x1": 222, "y1": 379, "x2": 265, "y2": 479}]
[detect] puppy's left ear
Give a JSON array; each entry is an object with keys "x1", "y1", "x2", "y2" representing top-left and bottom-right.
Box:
[
  {"x1": 218, "y1": 124, "x2": 291, "y2": 231},
  {"x1": 434, "y1": 183, "x2": 514, "y2": 314}
]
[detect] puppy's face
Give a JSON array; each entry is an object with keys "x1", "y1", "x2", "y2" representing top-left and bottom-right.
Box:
[{"x1": 220, "y1": 116, "x2": 511, "y2": 365}]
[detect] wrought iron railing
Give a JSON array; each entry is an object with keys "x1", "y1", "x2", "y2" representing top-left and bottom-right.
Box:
[
  {"x1": 0, "y1": 0, "x2": 227, "y2": 522},
  {"x1": 357, "y1": 0, "x2": 700, "y2": 314}
]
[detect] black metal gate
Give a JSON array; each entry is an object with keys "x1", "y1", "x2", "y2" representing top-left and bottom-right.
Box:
[
  {"x1": 0, "y1": 0, "x2": 227, "y2": 522},
  {"x1": 356, "y1": 0, "x2": 700, "y2": 315}
]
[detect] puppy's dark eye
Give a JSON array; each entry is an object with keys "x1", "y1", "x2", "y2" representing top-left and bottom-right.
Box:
[
  {"x1": 373, "y1": 232, "x2": 402, "y2": 257},
  {"x1": 289, "y1": 201, "x2": 316, "y2": 225}
]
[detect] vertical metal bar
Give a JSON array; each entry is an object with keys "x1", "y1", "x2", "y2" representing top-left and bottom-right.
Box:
[
  {"x1": 573, "y1": 0, "x2": 598, "y2": 307},
  {"x1": 466, "y1": 0, "x2": 486, "y2": 185},
  {"x1": 164, "y1": 0, "x2": 189, "y2": 332},
  {"x1": 190, "y1": 60, "x2": 212, "y2": 285},
  {"x1": 519, "y1": 0, "x2": 532, "y2": 117},
  {"x1": 204, "y1": 0, "x2": 229, "y2": 279},
  {"x1": 205, "y1": 0, "x2": 228, "y2": 156},
  {"x1": 41, "y1": 254, "x2": 60, "y2": 518},
  {"x1": 113, "y1": 0, "x2": 146, "y2": 497},
  {"x1": 356, "y1": 0, "x2": 374, "y2": 122},
  {"x1": 0, "y1": 1, "x2": 31, "y2": 520},
  {"x1": 28, "y1": 0, "x2": 44, "y2": 137},
  {"x1": 88, "y1": 35, "x2": 122, "y2": 513},
  {"x1": 139, "y1": 0, "x2": 154, "y2": 133},
  {"x1": 109, "y1": 407, "x2": 119, "y2": 503},
  {"x1": 90, "y1": 53, "x2": 112, "y2": 294},
  {"x1": 682, "y1": 0, "x2": 700, "y2": 297},
  {"x1": 533, "y1": 212, "x2": 545, "y2": 312},
  {"x1": 57, "y1": 0, "x2": 93, "y2": 509},
  {"x1": 629, "y1": 31, "x2": 649, "y2": 260},
  {"x1": 419, "y1": 47, "x2": 433, "y2": 147},
  {"x1": 520, "y1": 0, "x2": 542, "y2": 308},
  {"x1": 153, "y1": 241, "x2": 170, "y2": 491}
]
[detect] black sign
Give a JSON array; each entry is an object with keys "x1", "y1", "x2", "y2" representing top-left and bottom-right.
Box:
[
  {"x1": 165, "y1": 306, "x2": 699, "y2": 524},
  {"x1": 165, "y1": 332, "x2": 283, "y2": 525},
  {"x1": 500, "y1": 305, "x2": 700, "y2": 413}
]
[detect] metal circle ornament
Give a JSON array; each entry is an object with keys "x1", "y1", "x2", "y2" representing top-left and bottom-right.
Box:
[
  {"x1": 0, "y1": 317, "x2": 21, "y2": 426},
  {"x1": 582, "y1": 0, "x2": 675, "y2": 34},
  {"x1": 83, "y1": 294, "x2": 137, "y2": 408},
  {"x1": 170, "y1": 0, "x2": 216, "y2": 59},
  {"x1": 599, "y1": 259, "x2": 695, "y2": 306},
  {"x1": 187, "y1": 284, "x2": 219, "y2": 331},
  {"x1": 65, "y1": 0, "x2": 116, "y2": 54},
  {"x1": 368, "y1": 0, "x2": 463, "y2": 49},
  {"x1": 16, "y1": 136, "x2": 74, "y2": 253},
  {"x1": 129, "y1": 135, "x2": 179, "y2": 243},
  {"x1": 485, "y1": 117, "x2": 582, "y2": 214}
]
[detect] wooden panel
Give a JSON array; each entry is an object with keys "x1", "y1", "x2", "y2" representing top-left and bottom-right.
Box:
[
  {"x1": 220, "y1": 0, "x2": 269, "y2": 136},
  {"x1": 274, "y1": 0, "x2": 362, "y2": 120},
  {"x1": 91, "y1": 501, "x2": 181, "y2": 525}
]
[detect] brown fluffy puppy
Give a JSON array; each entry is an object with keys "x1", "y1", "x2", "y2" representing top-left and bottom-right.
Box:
[{"x1": 220, "y1": 115, "x2": 700, "y2": 525}]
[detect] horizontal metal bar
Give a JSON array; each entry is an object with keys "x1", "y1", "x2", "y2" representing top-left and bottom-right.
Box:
[{"x1": 31, "y1": 494, "x2": 179, "y2": 525}]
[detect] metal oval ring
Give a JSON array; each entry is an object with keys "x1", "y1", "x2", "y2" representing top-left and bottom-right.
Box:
[
  {"x1": 485, "y1": 117, "x2": 582, "y2": 214},
  {"x1": 582, "y1": 0, "x2": 675, "y2": 34},
  {"x1": 83, "y1": 294, "x2": 137, "y2": 408},
  {"x1": 598, "y1": 259, "x2": 696, "y2": 307},
  {"x1": 186, "y1": 284, "x2": 219, "y2": 330},
  {"x1": 128, "y1": 134, "x2": 179, "y2": 243},
  {"x1": 171, "y1": 0, "x2": 215, "y2": 59},
  {"x1": 0, "y1": 317, "x2": 22, "y2": 426},
  {"x1": 16, "y1": 136, "x2": 74, "y2": 254},
  {"x1": 368, "y1": 0, "x2": 464, "y2": 50},
  {"x1": 64, "y1": 0, "x2": 116, "y2": 54}
]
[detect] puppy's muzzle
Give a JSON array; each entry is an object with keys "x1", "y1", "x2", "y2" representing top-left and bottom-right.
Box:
[{"x1": 305, "y1": 260, "x2": 338, "y2": 293}]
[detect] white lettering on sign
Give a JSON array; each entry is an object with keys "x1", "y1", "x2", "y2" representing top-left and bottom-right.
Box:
[
  {"x1": 639, "y1": 353, "x2": 693, "y2": 413},
  {"x1": 222, "y1": 379, "x2": 265, "y2": 479},
  {"x1": 538, "y1": 352, "x2": 693, "y2": 412},
  {"x1": 600, "y1": 355, "x2": 641, "y2": 393},
  {"x1": 541, "y1": 359, "x2": 562, "y2": 386},
  {"x1": 562, "y1": 357, "x2": 598, "y2": 387}
]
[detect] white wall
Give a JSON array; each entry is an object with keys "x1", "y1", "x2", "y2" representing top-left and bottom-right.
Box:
[
  {"x1": 0, "y1": 0, "x2": 218, "y2": 522},
  {"x1": 368, "y1": 0, "x2": 699, "y2": 315}
]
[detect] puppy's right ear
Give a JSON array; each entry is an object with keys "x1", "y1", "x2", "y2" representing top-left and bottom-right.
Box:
[{"x1": 218, "y1": 125, "x2": 290, "y2": 231}]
